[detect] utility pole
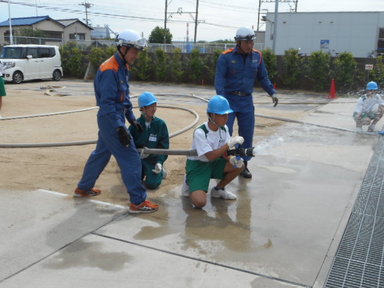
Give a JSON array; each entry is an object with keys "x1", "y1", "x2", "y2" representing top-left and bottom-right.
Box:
[
  {"x1": 257, "y1": 0, "x2": 298, "y2": 31},
  {"x1": 272, "y1": 0, "x2": 279, "y2": 53},
  {"x1": 164, "y1": 0, "x2": 168, "y2": 44},
  {"x1": 194, "y1": 0, "x2": 199, "y2": 43},
  {"x1": 79, "y1": 1, "x2": 93, "y2": 26},
  {"x1": 7, "y1": 0, "x2": 13, "y2": 44},
  {"x1": 257, "y1": 0, "x2": 262, "y2": 31},
  {"x1": 164, "y1": 1, "x2": 202, "y2": 44}
]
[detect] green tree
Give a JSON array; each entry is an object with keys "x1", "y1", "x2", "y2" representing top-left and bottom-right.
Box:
[
  {"x1": 88, "y1": 46, "x2": 114, "y2": 67},
  {"x1": 332, "y1": 52, "x2": 357, "y2": 92},
  {"x1": 132, "y1": 49, "x2": 154, "y2": 81},
  {"x1": 188, "y1": 49, "x2": 204, "y2": 84},
  {"x1": 60, "y1": 42, "x2": 87, "y2": 78},
  {"x1": 369, "y1": 55, "x2": 384, "y2": 88},
  {"x1": 307, "y1": 51, "x2": 331, "y2": 91},
  {"x1": 262, "y1": 48, "x2": 277, "y2": 83},
  {"x1": 169, "y1": 48, "x2": 184, "y2": 82},
  {"x1": 281, "y1": 49, "x2": 302, "y2": 89},
  {"x1": 148, "y1": 26, "x2": 172, "y2": 44},
  {"x1": 155, "y1": 48, "x2": 168, "y2": 81}
]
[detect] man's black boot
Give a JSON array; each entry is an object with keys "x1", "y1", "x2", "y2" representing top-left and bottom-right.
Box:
[{"x1": 240, "y1": 161, "x2": 252, "y2": 179}]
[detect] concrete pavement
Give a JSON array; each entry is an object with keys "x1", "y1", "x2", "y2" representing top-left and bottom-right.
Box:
[{"x1": 0, "y1": 97, "x2": 381, "y2": 288}]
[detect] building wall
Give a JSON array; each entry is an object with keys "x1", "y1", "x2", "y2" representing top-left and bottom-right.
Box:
[
  {"x1": 264, "y1": 12, "x2": 384, "y2": 57},
  {"x1": 62, "y1": 23, "x2": 91, "y2": 41},
  {"x1": 0, "y1": 19, "x2": 91, "y2": 45}
]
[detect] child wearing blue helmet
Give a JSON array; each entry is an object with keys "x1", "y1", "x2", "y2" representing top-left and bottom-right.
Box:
[
  {"x1": 353, "y1": 81, "x2": 384, "y2": 132},
  {"x1": 130, "y1": 92, "x2": 169, "y2": 189},
  {"x1": 182, "y1": 95, "x2": 245, "y2": 208}
]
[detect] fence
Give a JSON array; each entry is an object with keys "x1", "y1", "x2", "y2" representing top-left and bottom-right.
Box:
[{"x1": 1, "y1": 36, "x2": 265, "y2": 53}]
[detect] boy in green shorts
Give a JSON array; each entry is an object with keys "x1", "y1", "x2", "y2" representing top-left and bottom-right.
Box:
[{"x1": 182, "y1": 95, "x2": 245, "y2": 208}]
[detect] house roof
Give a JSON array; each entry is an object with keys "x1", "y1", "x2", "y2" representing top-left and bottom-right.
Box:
[
  {"x1": 0, "y1": 15, "x2": 62, "y2": 27},
  {"x1": 56, "y1": 19, "x2": 92, "y2": 30}
]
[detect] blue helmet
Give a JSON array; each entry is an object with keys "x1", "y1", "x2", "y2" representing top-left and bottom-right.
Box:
[
  {"x1": 207, "y1": 95, "x2": 233, "y2": 115},
  {"x1": 366, "y1": 81, "x2": 378, "y2": 91},
  {"x1": 138, "y1": 92, "x2": 157, "y2": 108}
]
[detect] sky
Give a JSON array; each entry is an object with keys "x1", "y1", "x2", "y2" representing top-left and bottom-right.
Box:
[{"x1": 0, "y1": 0, "x2": 384, "y2": 42}]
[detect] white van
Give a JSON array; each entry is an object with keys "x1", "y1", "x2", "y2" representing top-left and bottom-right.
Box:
[{"x1": 0, "y1": 44, "x2": 63, "y2": 84}]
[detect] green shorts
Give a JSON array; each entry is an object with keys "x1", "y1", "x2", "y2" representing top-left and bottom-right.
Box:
[
  {"x1": 186, "y1": 158, "x2": 227, "y2": 193},
  {"x1": 0, "y1": 77, "x2": 6, "y2": 97}
]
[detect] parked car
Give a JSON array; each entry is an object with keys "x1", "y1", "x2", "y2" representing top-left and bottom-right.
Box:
[{"x1": 0, "y1": 44, "x2": 63, "y2": 84}]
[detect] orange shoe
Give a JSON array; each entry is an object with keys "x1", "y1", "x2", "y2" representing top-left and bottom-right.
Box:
[
  {"x1": 128, "y1": 200, "x2": 159, "y2": 214},
  {"x1": 74, "y1": 187, "x2": 101, "y2": 198}
]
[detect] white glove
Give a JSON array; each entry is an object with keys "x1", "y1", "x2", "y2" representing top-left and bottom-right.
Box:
[
  {"x1": 227, "y1": 136, "x2": 244, "y2": 149},
  {"x1": 152, "y1": 163, "x2": 162, "y2": 174},
  {"x1": 229, "y1": 156, "x2": 244, "y2": 168}
]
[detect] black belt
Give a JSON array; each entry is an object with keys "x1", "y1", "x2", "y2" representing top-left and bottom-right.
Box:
[{"x1": 230, "y1": 91, "x2": 250, "y2": 96}]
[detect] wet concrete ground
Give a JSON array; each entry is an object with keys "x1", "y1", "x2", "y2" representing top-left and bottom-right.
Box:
[{"x1": 0, "y1": 82, "x2": 381, "y2": 287}]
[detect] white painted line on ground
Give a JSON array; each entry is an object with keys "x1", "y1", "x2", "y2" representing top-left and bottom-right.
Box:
[
  {"x1": 37, "y1": 189, "x2": 68, "y2": 197},
  {"x1": 36, "y1": 189, "x2": 127, "y2": 210},
  {"x1": 88, "y1": 199, "x2": 127, "y2": 210}
]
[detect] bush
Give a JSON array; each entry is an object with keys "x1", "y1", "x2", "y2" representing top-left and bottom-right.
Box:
[
  {"x1": 307, "y1": 51, "x2": 331, "y2": 91},
  {"x1": 168, "y1": 48, "x2": 183, "y2": 82},
  {"x1": 88, "y1": 46, "x2": 114, "y2": 67},
  {"x1": 188, "y1": 49, "x2": 204, "y2": 84},
  {"x1": 132, "y1": 49, "x2": 154, "y2": 81},
  {"x1": 60, "y1": 42, "x2": 87, "y2": 78},
  {"x1": 262, "y1": 48, "x2": 277, "y2": 83},
  {"x1": 155, "y1": 48, "x2": 168, "y2": 81},
  {"x1": 281, "y1": 49, "x2": 302, "y2": 89},
  {"x1": 369, "y1": 55, "x2": 384, "y2": 88},
  {"x1": 332, "y1": 52, "x2": 357, "y2": 92}
]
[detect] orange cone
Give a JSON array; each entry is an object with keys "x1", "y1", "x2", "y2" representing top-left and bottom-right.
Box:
[{"x1": 328, "y1": 79, "x2": 337, "y2": 99}]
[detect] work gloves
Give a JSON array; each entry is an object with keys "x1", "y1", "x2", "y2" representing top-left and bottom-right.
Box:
[
  {"x1": 117, "y1": 126, "x2": 131, "y2": 147},
  {"x1": 152, "y1": 163, "x2": 163, "y2": 174},
  {"x1": 271, "y1": 94, "x2": 278, "y2": 107},
  {"x1": 229, "y1": 156, "x2": 244, "y2": 168},
  {"x1": 130, "y1": 120, "x2": 144, "y2": 133},
  {"x1": 227, "y1": 136, "x2": 244, "y2": 149}
]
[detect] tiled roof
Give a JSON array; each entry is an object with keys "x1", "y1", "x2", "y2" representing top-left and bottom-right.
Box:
[{"x1": 0, "y1": 16, "x2": 56, "y2": 27}]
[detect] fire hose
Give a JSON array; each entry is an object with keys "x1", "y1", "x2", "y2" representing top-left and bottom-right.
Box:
[{"x1": 137, "y1": 147, "x2": 256, "y2": 158}]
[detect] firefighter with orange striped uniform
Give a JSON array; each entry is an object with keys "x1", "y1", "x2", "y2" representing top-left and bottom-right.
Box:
[
  {"x1": 215, "y1": 26, "x2": 278, "y2": 179},
  {"x1": 75, "y1": 29, "x2": 159, "y2": 214}
]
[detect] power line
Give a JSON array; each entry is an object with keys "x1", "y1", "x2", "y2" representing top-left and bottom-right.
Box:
[{"x1": 0, "y1": 0, "x2": 238, "y2": 40}]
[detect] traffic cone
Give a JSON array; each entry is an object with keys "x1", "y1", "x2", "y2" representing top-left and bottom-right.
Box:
[{"x1": 328, "y1": 79, "x2": 337, "y2": 99}]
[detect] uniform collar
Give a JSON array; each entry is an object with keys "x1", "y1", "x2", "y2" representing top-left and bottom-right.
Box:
[{"x1": 115, "y1": 52, "x2": 129, "y2": 70}]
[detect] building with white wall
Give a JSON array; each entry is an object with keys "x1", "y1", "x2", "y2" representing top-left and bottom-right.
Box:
[{"x1": 263, "y1": 11, "x2": 384, "y2": 58}]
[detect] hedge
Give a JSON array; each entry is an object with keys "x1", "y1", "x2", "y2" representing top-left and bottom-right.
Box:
[{"x1": 60, "y1": 42, "x2": 379, "y2": 93}]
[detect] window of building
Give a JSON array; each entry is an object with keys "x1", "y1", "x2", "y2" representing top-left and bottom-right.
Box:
[
  {"x1": 69, "y1": 33, "x2": 85, "y2": 40},
  {"x1": 378, "y1": 28, "x2": 384, "y2": 52}
]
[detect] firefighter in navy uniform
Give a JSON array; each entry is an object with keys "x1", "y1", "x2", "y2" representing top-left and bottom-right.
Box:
[
  {"x1": 215, "y1": 26, "x2": 278, "y2": 179},
  {"x1": 74, "y1": 30, "x2": 159, "y2": 214}
]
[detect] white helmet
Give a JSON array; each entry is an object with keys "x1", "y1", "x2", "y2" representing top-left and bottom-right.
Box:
[
  {"x1": 234, "y1": 27, "x2": 255, "y2": 41},
  {"x1": 116, "y1": 29, "x2": 147, "y2": 50}
]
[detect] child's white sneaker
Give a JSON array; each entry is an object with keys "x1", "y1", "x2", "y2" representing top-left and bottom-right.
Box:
[{"x1": 210, "y1": 187, "x2": 237, "y2": 200}]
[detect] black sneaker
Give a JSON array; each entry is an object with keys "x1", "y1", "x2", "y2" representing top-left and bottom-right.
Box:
[{"x1": 240, "y1": 166, "x2": 252, "y2": 178}]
